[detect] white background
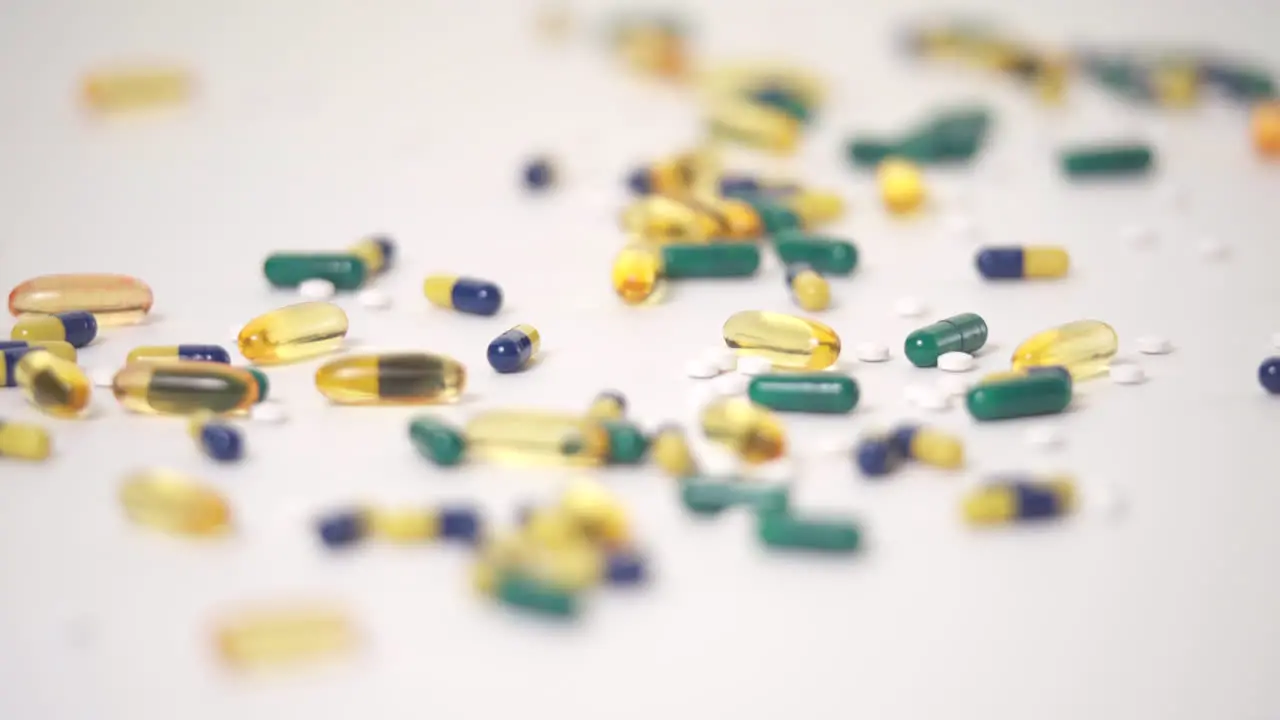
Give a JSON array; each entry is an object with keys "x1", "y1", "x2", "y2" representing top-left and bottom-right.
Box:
[{"x1": 2, "y1": 0, "x2": 1280, "y2": 718}]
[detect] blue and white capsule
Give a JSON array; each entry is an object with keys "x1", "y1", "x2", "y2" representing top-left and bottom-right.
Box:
[
  {"x1": 128, "y1": 345, "x2": 231, "y2": 364},
  {"x1": 10, "y1": 310, "x2": 98, "y2": 348},
  {"x1": 423, "y1": 275, "x2": 504, "y2": 316},
  {"x1": 975, "y1": 246, "x2": 1070, "y2": 280},
  {"x1": 487, "y1": 324, "x2": 540, "y2": 373},
  {"x1": 189, "y1": 415, "x2": 244, "y2": 462}
]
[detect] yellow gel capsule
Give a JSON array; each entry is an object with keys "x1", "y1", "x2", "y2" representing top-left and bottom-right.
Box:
[
  {"x1": 0, "y1": 420, "x2": 52, "y2": 461},
  {"x1": 347, "y1": 237, "x2": 387, "y2": 275},
  {"x1": 611, "y1": 245, "x2": 664, "y2": 305},
  {"x1": 8, "y1": 274, "x2": 154, "y2": 326},
  {"x1": 1151, "y1": 64, "x2": 1198, "y2": 108},
  {"x1": 722, "y1": 310, "x2": 840, "y2": 370},
  {"x1": 81, "y1": 67, "x2": 190, "y2": 112},
  {"x1": 464, "y1": 410, "x2": 610, "y2": 466},
  {"x1": 788, "y1": 191, "x2": 845, "y2": 225},
  {"x1": 113, "y1": 362, "x2": 259, "y2": 415},
  {"x1": 314, "y1": 353, "x2": 465, "y2": 405},
  {"x1": 706, "y1": 99, "x2": 801, "y2": 154},
  {"x1": 877, "y1": 158, "x2": 927, "y2": 215},
  {"x1": 621, "y1": 195, "x2": 720, "y2": 242},
  {"x1": 698, "y1": 63, "x2": 826, "y2": 109},
  {"x1": 701, "y1": 397, "x2": 786, "y2": 464},
  {"x1": 1011, "y1": 320, "x2": 1118, "y2": 380},
  {"x1": 119, "y1": 469, "x2": 231, "y2": 537},
  {"x1": 685, "y1": 196, "x2": 763, "y2": 239},
  {"x1": 15, "y1": 352, "x2": 91, "y2": 418},
  {"x1": 214, "y1": 605, "x2": 356, "y2": 669},
  {"x1": 786, "y1": 265, "x2": 830, "y2": 312},
  {"x1": 560, "y1": 479, "x2": 631, "y2": 547},
  {"x1": 238, "y1": 302, "x2": 348, "y2": 365},
  {"x1": 651, "y1": 424, "x2": 697, "y2": 479},
  {"x1": 0, "y1": 342, "x2": 76, "y2": 373},
  {"x1": 369, "y1": 509, "x2": 440, "y2": 542}
]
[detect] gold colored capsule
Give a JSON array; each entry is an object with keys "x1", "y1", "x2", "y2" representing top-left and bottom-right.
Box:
[
  {"x1": 651, "y1": 425, "x2": 697, "y2": 479},
  {"x1": 621, "y1": 195, "x2": 720, "y2": 243},
  {"x1": 238, "y1": 302, "x2": 348, "y2": 365},
  {"x1": 560, "y1": 479, "x2": 631, "y2": 547},
  {"x1": 722, "y1": 310, "x2": 840, "y2": 370},
  {"x1": 15, "y1": 352, "x2": 91, "y2": 418},
  {"x1": 464, "y1": 410, "x2": 610, "y2": 467},
  {"x1": 112, "y1": 361, "x2": 259, "y2": 415},
  {"x1": 214, "y1": 605, "x2": 357, "y2": 669},
  {"x1": 82, "y1": 67, "x2": 190, "y2": 112},
  {"x1": 700, "y1": 397, "x2": 786, "y2": 464},
  {"x1": 119, "y1": 469, "x2": 231, "y2": 537},
  {"x1": 1010, "y1": 320, "x2": 1118, "y2": 380},
  {"x1": 0, "y1": 420, "x2": 52, "y2": 461},
  {"x1": 314, "y1": 353, "x2": 465, "y2": 405},
  {"x1": 8, "y1": 274, "x2": 154, "y2": 326},
  {"x1": 611, "y1": 244, "x2": 664, "y2": 305},
  {"x1": 369, "y1": 509, "x2": 440, "y2": 542},
  {"x1": 706, "y1": 99, "x2": 801, "y2": 154},
  {"x1": 788, "y1": 190, "x2": 845, "y2": 225}
]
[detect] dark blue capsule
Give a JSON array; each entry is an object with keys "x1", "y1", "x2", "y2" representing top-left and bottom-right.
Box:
[
  {"x1": 316, "y1": 510, "x2": 367, "y2": 549},
  {"x1": 487, "y1": 324, "x2": 539, "y2": 373},
  {"x1": 178, "y1": 344, "x2": 231, "y2": 363},
  {"x1": 199, "y1": 423, "x2": 244, "y2": 461},
  {"x1": 452, "y1": 278, "x2": 503, "y2": 316},
  {"x1": 627, "y1": 168, "x2": 652, "y2": 195},
  {"x1": 1015, "y1": 483, "x2": 1063, "y2": 520},
  {"x1": 605, "y1": 550, "x2": 647, "y2": 585},
  {"x1": 439, "y1": 506, "x2": 482, "y2": 544},
  {"x1": 523, "y1": 157, "x2": 555, "y2": 190},
  {"x1": 372, "y1": 235, "x2": 396, "y2": 268},
  {"x1": 856, "y1": 437, "x2": 905, "y2": 477},
  {"x1": 1260, "y1": 357, "x2": 1280, "y2": 394},
  {"x1": 2, "y1": 346, "x2": 36, "y2": 387},
  {"x1": 975, "y1": 247, "x2": 1025, "y2": 279},
  {"x1": 719, "y1": 174, "x2": 762, "y2": 195},
  {"x1": 51, "y1": 311, "x2": 98, "y2": 348},
  {"x1": 0, "y1": 341, "x2": 24, "y2": 351},
  {"x1": 888, "y1": 425, "x2": 919, "y2": 458}
]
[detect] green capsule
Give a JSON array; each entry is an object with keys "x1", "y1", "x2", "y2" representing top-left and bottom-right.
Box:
[
  {"x1": 662, "y1": 243, "x2": 761, "y2": 278},
  {"x1": 601, "y1": 420, "x2": 649, "y2": 464},
  {"x1": 752, "y1": 88, "x2": 812, "y2": 123},
  {"x1": 741, "y1": 197, "x2": 800, "y2": 234},
  {"x1": 773, "y1": 233, "x2": 858, "y2": 275},
  {"x1": 896, "y1": 107, "x2": 991, "y2": 163},
  {"x1": 1060, "y1": 144, "x2": 1154, "y2": 178},
  {"x1": 747, "y1": 373, "x2": 858, "y2": 414},
  {"x1": 263, "y1": 253, "x2": 368, "y2": 290},
  {"x1": 680, "y1": 479, "x2": 790, "y2": 516},
  {"x1": 408, "y1": 416, "x2": 467, "y2": 466},
  {"x1": 904, "y1": 313, "x2": 988, "y2": 368},
  {"x1": 966, "y1": 369, "x2": 1073, "y2": 421},
  {"x1": 245, "y1": 368, "x2": 269, "y2": 402},
  {"x1": 496, "y1": 574, "x2": 578, "y2": 618},
  {"x1": 757, "y1": 511, "x2": 860, "y2": 553},
  {"x1": 847, "y1": 138, "x2": 898, "y2": 167}
]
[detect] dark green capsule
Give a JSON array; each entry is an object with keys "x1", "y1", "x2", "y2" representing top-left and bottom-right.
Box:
[
  {"x1": 408, "y1": 416, "x2": 467, "y2": 466},
  {"x1": 758, "y1": 512, "x2": 860, "y2": 553},
  {"x1": 847, "y1": 138, "x2": 899, "y2": 167},
  {"x1": 741, "y1": 197, "x2": 801, "y2": 234},
  {"x1": 752, "y1": 88, "x2": 812, "y2": 124},
  {"x1": 245, "y1": 367, "x2": 269, "y2": 402},
  {"x1": 966, "y1": 370, "x2": 1073, "y2": 421},
  {"x1": 661, "y1": 243, "x2": 761, "y2": 279},
  {"x1": 898, "y1": 106, "x2": 991, "y2": 163},
  {"x1": 496, "y1": 574, "x2": 578, "y2": 618},
  {"x1": 773, "y1": 233, "x2": 858, "y2": 275},
  {"x1": 1060, "y1": 144, "x2": 1154, "y2": 178},
  {"x1": 747, "y1": 373, "x2": 858, "y2": 414},
  {"x1": 263, "y1": 253, "x2": 368, "y2": 290},
  {"x1": 904, "y1": 313, "x2": 988, "y2": 368},
  {"x1": 601, "y1": 420, "x2": 649, "y2": 464},
  {"x1": 680, "y1": 479, "x2": 789, "y2": 516}
]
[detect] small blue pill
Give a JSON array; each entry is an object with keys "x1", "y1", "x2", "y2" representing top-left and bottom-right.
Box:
[
  {"x1": 199, "y1": 423, "x2": 244, "y2": 462},
  {"x1": 487, "y1": 325, "x2": 539, "y2": 373},
  {"x1": 452, "y1": 278, "x2": 503, "y2": 316},
  {"x1": 605, "y1": 550, "x2": 647, "y2": 585},
  {"x1": 975, "y1": 248, "x2": 1025, "y2": 279},
  {"x1": 719, "y1": 174, "x2": 761, "y2": 195},
  {"x1": 2, "y1": 346, "x2": 36, "y2": 387},
  {"x1": 439, "y1": 506, "x2": 482, "y2": 544},
  {"x1": 855, "y1": 438, "x2": 903, "y2": 477},
  {"x1": 57, "y1": 311, "x2": 98, "y2": 348},
  {"x1": 1015, "y1": 483, "x2": 1063, "y2": 520},
  {"x1": 178, "y1": 344, "x2": 231, "y2": 363},
  {"x1": 1260, "y1": 357, "x2": 1280, "y2": 394},
  {"x1": 316, "y1": 510, "x2": 366, "y2": 549},
  {"x1": 627, "y1": 168, "x2": 652, "y2": 195},
  {"x1": 523, "y1": 158, "x2": 555, "y2": 190}
]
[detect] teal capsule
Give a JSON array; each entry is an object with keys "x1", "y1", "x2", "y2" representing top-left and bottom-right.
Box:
[
  {"x1": 773, "y1": 232, "x2": 858, "y2": 275},
  {"x1": 409, "y1": 416, "x2": 467, "y2": 466},
  {"x1": 1060, "y1": 144, "x2": 1154, "y2": 178},
  {"x1": 496, "y1": 573, "x2": 578, "y2": 618},
  {"x1": 966, "y1": 370, "x2": 1073, "y2": 421},
  {"x1": 757, "y1": 511, "x2": 861, "y2": 553},
  {"x1": 904, "y1": 313, "x2": 988, "y2": 368},
  {"x1": 680, "y1": 480, "x2": 790, "y2": 516},
  {"x1": 601, "y1": 420, "x2": 649, "y2": 464},
  {"x1": 263, "y1": 253, "x2": 368, "y2": 290},
  {"x1": 662, "y1": 243, "x2": 761, "y2": 278},
  {"x1": 747, "y1": 373, "x2": 858, "y2": 414}
]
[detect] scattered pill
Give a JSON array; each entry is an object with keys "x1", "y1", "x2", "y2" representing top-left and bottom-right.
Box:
[
  {"x1": 357, "y1": 289, "x2": 391, "y2": 309},
  {"x1": 8, "y1": 274, "x2": 153, "y2": 326},
  {"x1": 251, "y1": 402, "x2": 289, "y2": 424},
  {"x1": 736, "y1": 356, "x2": 773, "y2": 376},
  {"x1": 723, "y1": 310, "x2": 840, "y2": 371},
  {"x1": 855, "y1": 342, "x2": 890, "y2": 362},
  {"x1": 298, "y1": 278, "x2": 337, "y2": 299},
  {"x1": 10, "y1": 310, "x2": 98, "y2": 348},
  {"x1": 586, "y1": 390, "x2": 628, "y2": 421},
  {"x1": 967, "y1": 367, "x2": 1073, "y2": 420},
  {"x1": 904, "y1": 313, "x2": 987, "y2": 367},
  {"x1": 748, "y1": 373, "x2": 858, "y2": 414},
  {"x1": 975, "y1": 246, "x2": 1070, "y2": 280},
  {"x1": 962, "y1": 475, "x2": 1076, "y2": 526},
  {"x1": 680, "y1": 479, "x2": 788, "y2": 516},
  {"x1": 711, "y1": 371, "x2": 749, "y2": 396},
  {"x1": 784, "y1": 263, "x2": 831, "y2": 312},
  {"x1": 894, "y1": 296, "x2": 926, "y2": 318},
  {"x1": 408, "y1": 416, "x2": 467, "y2": 466},
  {"x1": 891, "y1": 424, "x2": 964, "y2": 468},
  {"x1": 0, "y1": 420, "x2": 51, "y2": 461},
  {"x1": 1135, "y1": 336, "x2": 1173, "y2": 355},
  {"x1": 523, "y1": 157, "x2": 556, "y2": 191},
  {"x1": 1025, "y1": 426, "x2": 1064, "y2": 449},
  {"x1": 16, "y1": 352, "x2": 91, "y2": 418},
  {"x1": 128, "y1": 344, "x2": 231, "y2": 364},
  {"x1": 487, "y1": 324, "x2": 541, "y2": 373},
  {"x1": 82, "y1": 67, "x2": 190, "y2": 112},
  {"x1": 937, "y1": 351, "x2": 975, "y2": 372},
  {"x1": 423, "y1": 275, "x2": 504, "y2": 316},
  {"x1": 701, "y1": 397, "x2": 785, "y2": 464},
  {"x1": 1259, "y1": 358, "x2": 1280, "y2": 394},
  {"x1": 265, "y1": 255, "x2": 365, "y2": 291},
  {"x1": 113, "y1": 362, "x2": 260, "y2": 415},
  {"x1": 1252, "y1": 101, "x2": 1280, "y2": 157},
  {"x1": 612, "y1": 242, "x2": 761, "y2": 304},
  {"x1": 877, "y1": 158, "x2": 927, "y2": 214},
  {"x1": 120, "y1": 469, "x2": 231, "y2": 537},
  {"x1": 465, "y1": 410, "x2": 609, "y2": 466},
  {"x1": 238, "y1": 302, "x2": 348, "y2": 365},
  {"x1": 685, "y1": 357, "x2": 721, "y2": 378},
  {"x1": 758, "y1": 510, "x2": 860, "y2": 553},
  {"x1": 347, "y1": 235, "x2": 395, "y2": 276},
  {"x1": 316, "y1": 352, "x2": 465, "y2": 405},
  {"x1": 190, "y1": 415, "x2": 245, "y2": 462},
  {"x1": 1109, "y1": 363, "x2": 1146, "y2": 385},
  {"x1": 214, "y1": 605, "x2": 357, "y2": 669},
  {"x1": 1011, "y1": 319, "x2": 1118, "y2": 379},
  {"x1": 651, "y1": 424, "x2": 698, "y2": 479},
  {"x1": 773, "y1": 233, "x2": 858, "y2": 275}
]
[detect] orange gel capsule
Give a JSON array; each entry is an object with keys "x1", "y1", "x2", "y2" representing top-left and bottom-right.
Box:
[{"x1": 8, "y1": 274, "x2": 153, "y2": 326}]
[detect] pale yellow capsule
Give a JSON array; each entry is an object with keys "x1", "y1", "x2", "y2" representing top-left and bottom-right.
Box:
[
  {"x1": 214, "y1": 605, "x2": 356, "y2": 669},
  {"x1": 1010, "y1": 320, "x2": 1118, "y2": 380},
  {"x1": 238, "y1": 302, "x2": 348, "y2": 365},
  {"x1": 701, "y1": 397, "x2": 786, "y2": 464},
  {"x1": 464, "y1": 410, "x2": 610, "y2": 466},
  {"x1": 369, "y1": 509, "x2": 440, "y2": 542},
  {"x1": 119, "y1": 469, "x2": 231, "y2": 537},
  {"x1": 706, "y1": 99, "x2": 801, "y2": 154},
  {"x1": 560, "y1": 479, "x2": 631, "y2": 547},
  {"x1": 0, "y1": 421, "x2": 52, "y2": 461},
  {"x1": 788, "y1": 191, "x2": 845, "y2": 225},
  {"x1": 697, "y1": 63, "x2": 826, "y2": 109},
  {"x1": 651, "y1": 425, "x2": 697, "y2": 479},
  {"x1": 82, "y1": 67, "x2": 190, "y2": 112},
  {"x1": 722, "y1": 310, "x2": 840, "y2": 370}
]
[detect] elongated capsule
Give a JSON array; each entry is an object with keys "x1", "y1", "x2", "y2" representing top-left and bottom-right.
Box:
[
  {"x1": 464, "y1": 410, "x2": 610, "y2": 466},
  {"x1": 1060, "y1": 143, "x2": 1154, "y2": 178},
  {"x1": 315, "y1": 352, "x2": 465, "y2": 405},
  {"x1": 758, "y1": 511, "x2": 861, "y2": 553},
  {"x1": 889, "y1": 424, "x2": 964, "y2": 469},
  {"x1": 189, "y1": 415, "x2": 244, "y2": 462},
  {"x1": 82, "y1": 68, "x2": 190, "y2": 112},
  {"x1": 774, "y1": 233, "x2": 858, "y2": 275},
  {"x1": 113, "y1": 362, "x2": 260, "y2": 415},
  {"x1": 963, "y1": 476, "x2": 1076, "y2": 525},
  {"x1": 748, "y1": 373, "x2": 858, "y2": 414},
  {"x1": 701, "y1": 397, "x2": 786, "y2": 464},
  {"x1": 495, "y1": 573, "x2": 580, "y2": 618},
  {"x1": 0, "y1": 420, "x2": 51, "y2": 461},
  {"x1": 16, "y1": 352, "x2": 91, "y2": 418},
  {"x1": 681, "y1": 480, "x2": 790, "y2": 515},
  {"x1": 978, "y1": 365, "x2": 1071, "y2": 385},
  {"x1": 744, "y1": 191, "x2": 845, "y2": 234},
  {"x1": 904, "y1": 313, "x2": 988, "y2": 368},
  {"x1": 1010, "y1": 319, "x2": 1118, "y2": 379},
  {"x1": 698, "y1": 63, "x2": 826, "y2": 110},
  {"x1": 684, "y1": 196, "x2": 764, "y2": 239},
  {"x1": 620, "y1": 195, "x2": 722, "y2": 242},
  {"x1": 612, "y1": 243, "x2": 761, "y2": 304},
  {"x1": 976, "y1": 246, "x2": 1069, "y2": 279},
  {"x1": 10, "y1": 310, "x2": 98, "y2": 348},
  {"x1": 651, "y1": 424, "x2": 698, "y2": 479},
  {"x1": 0, "y1": 340, "x2": 77, "y2": 360},
  {"x1": 8, "y1": 274, "x2": 153, "y2": 326},
  {"x1": 488, "y1": 324, "x2": 541, "y2": 373},
  {"x1": 722, "y1": 310, "x2": 840, "y2": 370},
  {"x1": 348, "y1": 235, "x2": 395, "y2": 275},
  {"x1": 751, "y1": 85, "x2": 812, "y2": 123},
  {"x1": 785, "y1": 263, "x2": 831, "y2": 312},
  {"x1": 263, "y1": 253, "x2": 367, "y2": 290},
  {"x1": 368, "y1": 507, "x2": 440, "y2": 543},
  {"x1": 2, "y1": 345, "x2": 76, "y2": 386},
  {"x1": 408, "y1": 416, "x2": 468, "y2": 466},
  {"x1": 423, "y1": 275, "x2": 503, "y2": 316},
  {"x1": 706, "y1": 98, "x2": 802, "y2": 154},
  {"x1": 626, "y1": 153, "x2": 699, "y2": 195},
  {"x1": 238, "y1": 302, "x2": 348, "y2": 365},
  {"x1": 214, "y1": 605, "x2": 357, "y2": 668},
  {"x1": 474, "y1": 535, "x2": 601, "y2": 594},
  {"x1": 120, "y1": 469, "x2": 231, "y2": 537},
  {"x1": 128, "y1": 344, "x2": 230, "y2": 364},
  {"x1": 967, "y1": 370, "x2": 1073, "y2": 421}
]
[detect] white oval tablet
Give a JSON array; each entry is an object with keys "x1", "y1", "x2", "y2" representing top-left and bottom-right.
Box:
[
  {"x1": 894, "y1": 296, "x2": 926, "y2": 318},
  {"x1": 937, "y1": 351, "x2": 975, "y2": 372},
  {"x1": 1109, "y1": 363, "x2": 1146, "y2": 385},
  {"x1": 736, "y1": 356, "x2": 772, "y2": 376},
  {"x1": 685, "y1": 357, "x2": 721, "y2": 379},
  {"x1": 1135, "y1": 336, "x2": 1173, "y2": 355},
  {"x1": 251, "y1": 401, "x2": 289, "y2": 423},
  {"x1": 298, "y1": 278, "x2": 336, "y2": 299},
  {"x1": 855, "y1": 342, "x2": 890, "y2": 363},
  {"x1": 357, "y1": 289, "x2": 391, "y2": 309},
  {"x1": 711, "y1": 372, "x2": 749, "y2": 396}
]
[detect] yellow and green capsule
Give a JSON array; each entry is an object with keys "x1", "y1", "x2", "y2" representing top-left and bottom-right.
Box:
[
  {"x1": 962, "y1": 476, "x2": 1076, "y2": 526},
  {"x1": 612, "y1": 243, "x2": 762, "y2": 305},
  {"x1": 315, "y1": 353, "x2": 466, "y2": 405},
  {"x1": 889, "y1": 424, "x2": 963, "y2": 469},
  {"x1": 128, "y1": 345, "x2": 231, "y2": 364},
  {"x1": 0, "y1": 420, "x2": 51, "y2": 461}
]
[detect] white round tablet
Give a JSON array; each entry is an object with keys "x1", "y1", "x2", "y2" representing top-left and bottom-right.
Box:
[
  {"x1": 711, "y1": 372, "x2": 749, "y2": 396},
  {"x1": 894, "y1": 296, "x2": 926, "y2": 318},
  {"x1": 855, "y1": 342, "x2": 890, "y2": 363},
  {"x1": 1109, "y1": 363, "x2": 1146, "y2": 385},
  {"x1": 298, "y1": 278, "x2": 336, "y2": 299},
  {"x1": 1135, "y1": 336, "x2": 1173, "y2": 355},
  {"x1": 936, "y1": 375, "x2": 973, "y2": 398},
  {"x1": 90, "y1": 367, "x2": 115, "y2": 388},
  {"x1": 736, "y1": 356, "x2": 772, "y2": 376},
  {"x1": 1025, "y1": 426, "x2": 1064, "y2": 449},
  {"x1": 685, "y1": 357, "x2": 721, "y2": 379},
  {"x1": 251, "y1": 401, "x2": 289, "y2": 424},
  {"x1": 707, "y1": 348, "x2": 737, "y2": 373},
  {"x1": 913, "y1": 387, "x2": 951, "y2": 411},
  {"x1": 937, "y1": 351, "x2": 975, "y2": 372},
  {"x1": 357, "y1": 288, "x2": 391, "y2": 309}
]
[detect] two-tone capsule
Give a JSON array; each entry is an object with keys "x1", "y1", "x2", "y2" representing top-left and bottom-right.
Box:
[
  {"x1": 113, "y1": 362, "x2": 262, "y2": 415},
  {"x1": 962, "y1": 476, "x2": 1076, "y2": 526},
  {"x1": 488, "y1": 324, "x2": 540, "y2": 373},
  {"x1": 904, "y1": 313, "x2": 988, "y2": 368},
  {"x1": 785, "y1": 264, "x2": 830, "y2": 312},
  {"x1": 976, "y1": 246, "x2": 1069, "y2": 279},
  {"x1": 238, "y1": 302, "x2": 348, "y2": 365},
  {"x1": 190, "y1": 415, "x2": 244, "y2": 462},
  {"x1": 700, "y1": 397, "x2": 786, "y2": 464},
  {"x1": 889, "y1": 424, "x2": 964, "y2": 469},
  {"x1": 626, "y1": 153, "x2": 699, "y2": 195},
  {"x1": 1010, "y1": 319, "x2": 1118, "y2": 380},
  {"x1": 0, "y1": 420, "x2": 51, "y2": 461},
  {"x1": 16, "y1": 352, "x2": 91, "y2": 418},
  {"x1": 128, "y1": 345, "x2": 230, "y2": 364},
  {"x1": 263, "y1": 253, "x2": 368, "y2": 290},
  {"x1": 1, "y1": 344, "x2": 77, "y2": 386},
  {"x1": 855, "y1": 433, "x2": 906, "y2": 477},
  {"x1": 423, "y1": 275, "x2": 504, "y2": 316},
  {"x1": 612, "y1": 243, "x2": 761, "y2": 304},
  {"x1": 316, "y1": 352, "x2": 465, "y2": 405},
  {"x1": 8, "y1": 274, "x2": 154, "y2": 326},
  {"x1": 348, "y1": 235, "x2": 395, "y2": 276},
  {"x1": 10, "y1": 310, "x2": 98, "y2": 348},
  {"x1": 722, "y1": 310, "x2": 840, "y2": 370},
  {"x1": 706, "y1": 98, "x2": 801, "y2": 154},
  {"x1": 774, "y1": 232, "x2": 858, "y2": 275},
  {"x1": 967, "y1": 367, "x2": 1073, "y2": 421},
  {"x1": 747, "y1": 373, "x2": 858, "y2": 414},
  {"x1": 119, "y1": 469, "x2": 232, "y2": 537}
]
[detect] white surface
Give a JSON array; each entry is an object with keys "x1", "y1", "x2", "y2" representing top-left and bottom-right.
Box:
[
  {"x1": 683, "y1": 356, "x2": 721, "y2": 378},
  {"x1": 893, "y1": 295, "x2": 926, "y2": 317},
  {"x1": 2, "y1": 1, "x2": 1280, "y2": 720}
]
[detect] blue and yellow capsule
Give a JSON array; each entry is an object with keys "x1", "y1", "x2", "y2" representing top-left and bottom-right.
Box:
[
  {"x1": 128, "y1": 345, "x2": 231, "y2": 364},
  {"x1": 975, "y1": 246, "x2": 1070, "y2": 280},
  {"x1": 626, "y1": 153, "x2": 698, "y2": 195},
  {"x1": 10, "y1": 310, "x2": 97, "y2": 348},
  {"x1": 189, "y1": 414, "x2": 244, "y2": 462},
  {"x1": 889, "y1": 424, "x2": 964, "y2": 469},
  {"x1": 423, "y1": 275, "x2": 503, "y2": 316},
  {"x1": 348, "y1": 235, "x2": 396, "y2": 275},
  {"x1": 719, "y1": 174, "x2": 801, "y2": 198},
  {"x1": 785, "y1": 263, "x2": 830, "y2": 312},
  {"x1": 962, "y1": 476, "x2": 1076, "y2": 526},
  {"x1": 1, "y1": 344, "x2": 77, "y2": 386},
  {"x1": 487, "y1": 324, "x2": 540, "y2": 373},
  {"x1": 855, "y1": 433, "x2": 906, "y2": 477}
]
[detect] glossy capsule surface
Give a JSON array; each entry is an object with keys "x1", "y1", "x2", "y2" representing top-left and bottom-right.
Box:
[
  {"x1": 488, "y1": 324, "x2": 540, "y2": 373},
  {"x1": 128, "y1": 345, "x2": 230, "y2": 364},
  {"x1": 113, "y1": 361, "x2": 259, "y2": 415},
  {"x1": 626, "y1": 153, "x2": 698, "y2": 195},
  {"x1": 11, "y1": 311, "x2": 98, "y2": 348},
  {"x1": 785, "y1": 264, "x2": 831, "y2": 312},
  {"x1": 215, "y1": 606, "x2": 356, "y2": 668},
  {"x1": 82, "y1": 68, "x2": 190, "y2": 112},
  {"x1": 464, "y1": 410, "x2": 610, "y2": 466},
  {"x1": 238, "y1": 302, "x2": 348, "y2": 365},
  {"x1": 408, "y1": 416, "x2": 467, "y2": 466},
  {"x1": 263, "y1": 253, "x2": 367, "y2": 290},
  {"x1": 963, "y1": 476, "x2": 1076, "y2": 525},
  {"x1": 701, "y1": 397, "x2": 786, "y2": 464},
  {"x1": 774, "y1": 233, "x2": 858, "y2": 275},
  {"x1": 758, "y1": 511, "x2": 860, "y2": 553},
  {"x1": 348, "y1": 235, "x2": 395, "y2": 275},
  {"x1": 976, "y1": 246, "x2": 1069, "y2": 279},
  {"x1": 904, "y1": 313, "x2": 988, "y2": 368},
  {"x1": 722, "y1": 310, "x2": 840, "y2": 370},
  {"x1": 967, "y1": 370, "x2": 1073, "y2": 421},
  {"x1": 189, "y1": 416, "x2": 244, "y2": 462},
  {"x1": 621, "y1": 195, "x2": 721, "y2": 242},
  {"x1": 2, "y1": 345, "x2": 76, "y2": 386},
  {"x1": 706, "y1": 98, "x2": 802, "y2": 154},
  {"x1": 315, "y1": 352, "x2": 465, "y2": 405},
  {"x1": 0, "y1": 340, "x2": 77, "y2": 361},
  {"x1": 120, "y1": 469, "x2": 231, "y2": 537},
  {"x1": 878, "y1": 158, "x2": 927, "y2": 214},
  {"x1": 681, "y1": 480, "x2": 790, "y2": 515},
  {"x1": 1060, "y1": 144, "x2": 1154, "y2": 177},
  {"x1": 685, "y1": 196, "x2": 764, "y2": 239},
  {"x1": 0, "y1": 420, "x2": 51, "y2": 461},
  {"x1": 748, "y1": 373, "x2": 858, "y2": 414},
  {"x1": 561, "y1": 479, "x2": 632, "y2": 547},
  {"x1": 890, "y1": 425, "x2": 964, "y2": 469},
  {"x1": 16, "y1": 352, "x2": 91, "y2": 418},
  {"x1": 856, "y1": 434, "x2": 906, "y2": 477},
  {"x1": 423, "y1": 275, "x2": 504, "y2": 316},
  {"x1": 1011, "y1": 319, "x2": 1118, "y2": 379},
  {"x1": 8, "y1": 274, "x2": 153, "y2": 326},
  {"x1": 1260, "y1": 357, "x2": 1280, "y2": 394}
]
